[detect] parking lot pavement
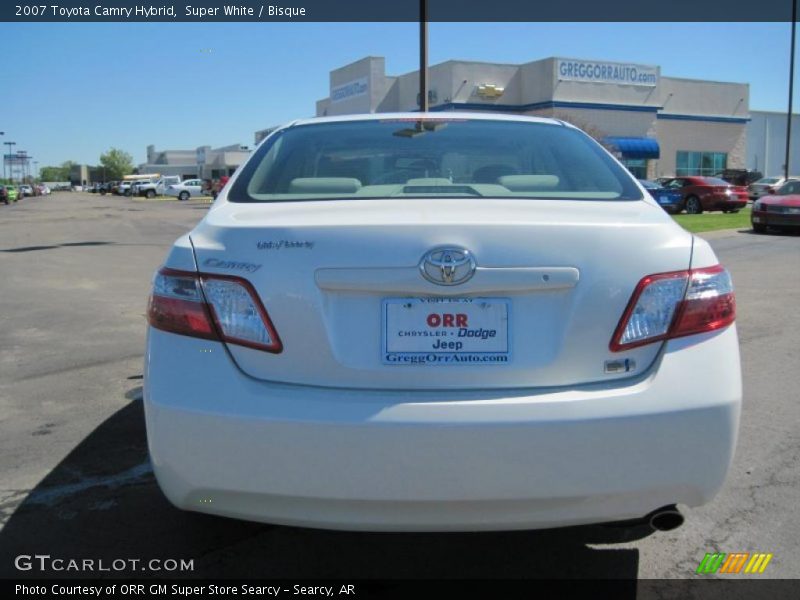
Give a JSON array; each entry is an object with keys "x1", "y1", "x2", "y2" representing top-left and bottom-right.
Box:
[{"x1": 0, "y1": 193, "x2": 798, "y2": 581}]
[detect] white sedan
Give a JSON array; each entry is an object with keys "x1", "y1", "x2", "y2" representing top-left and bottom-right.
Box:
[
  {"x1": 165, "y1": 178, "x2": 205, "y2": 201},
  {"x1": 145, "y1": 113, "x2": 741, "y2": 532}
]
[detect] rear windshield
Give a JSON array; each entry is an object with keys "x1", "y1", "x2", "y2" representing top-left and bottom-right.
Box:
[
  {"x1": 701, "y1": 177, "x2": 732, "y2": 186},
  {"x1": 777, "y1": 181, "x2": 800, "y2": 194},
  {"x1": 228, "y1": 119, "x2": 642, "y2": 203}
]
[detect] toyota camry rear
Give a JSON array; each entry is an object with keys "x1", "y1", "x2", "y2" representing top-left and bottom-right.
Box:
[{"x1": 144, "y1": 114, "x2": 741, "y2": 531}]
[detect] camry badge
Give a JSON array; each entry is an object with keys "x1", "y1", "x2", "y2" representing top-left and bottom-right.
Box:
[{"x1": 419, "y1": 247, "x2": 477, "y2": 286}]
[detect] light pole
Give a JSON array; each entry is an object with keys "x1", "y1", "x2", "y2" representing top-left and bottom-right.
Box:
[
  {"x1": 4, "y1": 142, "x2": 15, "y2": 183},
  {"x1": 419, "y1": 0, "x2": 428, "y2": 113},
  {"x1": 34, "y1": 161, "x2": 38, "y2": 181},
  {"x1": 786, "y1": 0, "x2": 797, "y2": 181}
]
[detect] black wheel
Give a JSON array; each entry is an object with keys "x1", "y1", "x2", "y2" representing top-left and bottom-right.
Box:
[
  {"x1": 685, "y1": 196, "x2": 703, "y2": 214},
  {"x1": 100, "y1": 189, "x2": 107, "y2": 195},
  {"x1": 752, "y1": 222, "x2": 767, "y2": 233},
  {"x1": 179, "y1": 191, "x2": 190, "y2": 201},
  {"x1": 729, "y1": 209, "x2": 740, "y2": 214},
  {"x1": 124, "y1": 190, "x2": 131, "y2": 197},
  {"x1": 146, "y1": 189, "x2": 156, "y2": 199}
]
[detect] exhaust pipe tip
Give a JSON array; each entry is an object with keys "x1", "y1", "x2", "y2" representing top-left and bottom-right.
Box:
[{"x1": 648, "y1": 505, "x2": 684, "y2": 531}]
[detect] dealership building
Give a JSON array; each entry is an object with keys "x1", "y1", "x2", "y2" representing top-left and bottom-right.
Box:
[
  {"x1": 138, "y1": 143, "x2": 251, "y2": 181},
  {"x1": 311, "y1": 56, "x2": 751, "y2": 180},
  {"x1": 746, "y1": 110, "x2": 800, "y2": 176}
]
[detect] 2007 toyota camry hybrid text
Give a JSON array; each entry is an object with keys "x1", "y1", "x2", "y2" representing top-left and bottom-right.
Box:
[{"x1": 144, "y1": 113, "x2": 741, "y2": 531}]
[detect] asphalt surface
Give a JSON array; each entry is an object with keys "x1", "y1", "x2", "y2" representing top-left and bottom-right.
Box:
[{"x1": 0, "y1": 193, "x2": 798, "y2": 584}]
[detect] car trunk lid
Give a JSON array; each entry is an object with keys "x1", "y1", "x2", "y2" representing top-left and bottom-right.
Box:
[{"x1": 188, "y1": 198, "x2": 693, "y2": 390}]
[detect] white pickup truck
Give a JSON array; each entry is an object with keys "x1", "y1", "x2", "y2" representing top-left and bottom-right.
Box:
[{"x1": 136, "y1": 176, "x2": 182, "y2": 198}]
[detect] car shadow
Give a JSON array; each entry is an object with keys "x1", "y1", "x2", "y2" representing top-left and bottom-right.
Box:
[
  {"x1": 1, "y1": 241, "x2": 115, "y2": 253},
  {"x1": 0, "y1": 383, "x2": 653, "y2": 583},
  {"x1": 737, "y1": 227, "x2": 800, "y2": 236}
]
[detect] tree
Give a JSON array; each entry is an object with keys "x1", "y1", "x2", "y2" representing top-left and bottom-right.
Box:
[
  {"x1": 39, "y1": 166, "x2": 64, "y2": 181},
  {"x1": 39, "y1": 160, "x2": 77, "y2": 182},
  {"x1": 99, "y1": 148, "x2": 134, "y2": 181},
  {"x1": 551, "y1": 112, "x2": 612, "y2": 150}
]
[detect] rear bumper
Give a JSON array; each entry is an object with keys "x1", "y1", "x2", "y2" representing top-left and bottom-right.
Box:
[
  {"x1": 711, "y1": 199, "x2": 747, "y2": 210},
  {"x1": 144, "y1": 326, "x2": 742, "y2": 531}
]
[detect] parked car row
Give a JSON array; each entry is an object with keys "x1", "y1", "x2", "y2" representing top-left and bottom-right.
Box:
[
  {"x1": 639, "y1": 176, "x2": 748, "y2": 214},
  {"x1": 86, "y1": 182, "x2": 117, "y2": 194},
  {"x1": 1, "y1": 183, "x2": 51, "y2": 204},
  {"x1": 647, "y1": 169, "x2": 800, "y2": 234},
  {"x1": 82, "y1": 176, "x2": 224, "y2": 200},
  {"x1": 641, "y1": 170, "x2": 800, "y2": 232}
]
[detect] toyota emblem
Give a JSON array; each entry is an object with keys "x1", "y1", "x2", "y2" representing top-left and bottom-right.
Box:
[{"x1": 419, "y1": 247, "x2": 477, "y2": 286}]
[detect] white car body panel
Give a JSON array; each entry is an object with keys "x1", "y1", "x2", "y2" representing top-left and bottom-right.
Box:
[{"x1": 144, "y1": 112, "x2": 742, "y2": 531}]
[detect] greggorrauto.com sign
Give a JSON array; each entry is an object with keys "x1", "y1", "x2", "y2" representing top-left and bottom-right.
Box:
[
  {"x1": 557, "y1": 59, "x2": 657, "y2": 87},
  {"x1": 331, "y1": 77, "x2": 369, "y2": 103}
]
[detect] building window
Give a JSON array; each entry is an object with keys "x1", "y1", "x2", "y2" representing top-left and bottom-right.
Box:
[
  {"x1": 621, "y1": 158, "x2": 647, "y2": 179},
  {"x1": 676, "y1": 151, "x2": 727, "y2": 176}
]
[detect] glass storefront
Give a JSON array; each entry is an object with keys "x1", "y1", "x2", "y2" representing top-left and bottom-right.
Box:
[
  {"x1": 621, "y1": 158, "x2": 647, "y2": 179},
  {"x1": 676, "y1": 151, "x2": 727, "y2": 176}
]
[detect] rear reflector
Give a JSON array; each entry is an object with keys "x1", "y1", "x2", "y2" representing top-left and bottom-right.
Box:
[
  {"x1": 148, "y1": 268, "x2": 282, "y2": 353},
  {"x1": 610, "y1": 265, "x2": 735, "y2": 352}
]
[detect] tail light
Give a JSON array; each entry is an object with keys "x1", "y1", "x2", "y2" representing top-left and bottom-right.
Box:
[
  {"x1": 148, "y1": 268, "x2": 282, "y2": 353},
  {"x1": 610, "y1": 265, "x2": 735, "y2": 352}
]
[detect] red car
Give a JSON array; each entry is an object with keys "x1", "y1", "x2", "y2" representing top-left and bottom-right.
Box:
[
  {"x1": 662, "y1": 176, "x2": 749, "y2": 214},
  {"x1": 751, "y1": 179, "x2": 800, "y2": 233}
]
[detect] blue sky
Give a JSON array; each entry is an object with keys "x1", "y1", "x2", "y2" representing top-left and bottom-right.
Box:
[{"x1": 1, "y1": 22, "x2": 796, "y2": 168}]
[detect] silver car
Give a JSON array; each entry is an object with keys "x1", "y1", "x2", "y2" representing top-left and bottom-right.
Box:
[
  {"x1": 748, "y1": 176, "x2": 799, "y2": 201},
  {"x1": 166, "y1": 178, "x2": 205, "y2": 201}
]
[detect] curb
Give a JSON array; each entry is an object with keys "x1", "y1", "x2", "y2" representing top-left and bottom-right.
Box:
[{"x1": 694, "y1": 228, "x2": 750, "y2": 239}]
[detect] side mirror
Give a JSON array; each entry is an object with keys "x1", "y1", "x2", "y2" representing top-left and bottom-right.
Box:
[{"x1": 768, "y1": 188, "x2": 776, "y2": 194}]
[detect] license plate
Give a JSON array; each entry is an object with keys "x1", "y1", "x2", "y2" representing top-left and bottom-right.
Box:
[
  {"x1": 382, "y1": 297, "x2": 510, "y2": 365},
  {"x1": 789, "y1": 208, "x2": 800, "y2": 215},
  {"x1": 753, "y1": 217, "x2": 762, "y2": 223}
]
